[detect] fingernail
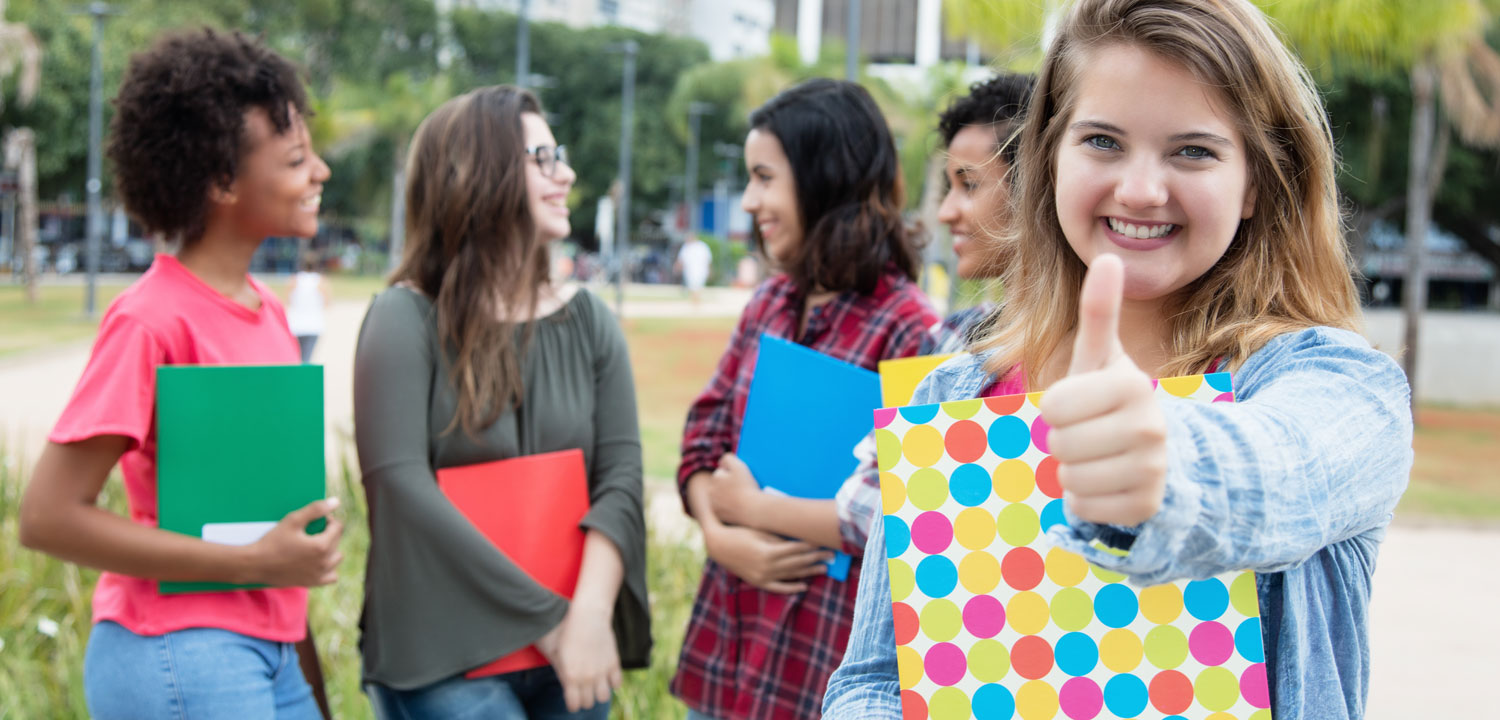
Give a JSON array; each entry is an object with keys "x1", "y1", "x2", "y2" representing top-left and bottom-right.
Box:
[{"x1": 326, "y1": 497, "x2": 340, "y2": 510}]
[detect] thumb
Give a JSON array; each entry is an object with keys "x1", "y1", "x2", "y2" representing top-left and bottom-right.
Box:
[
  {"x1": 1068, "y1": 254, "x2": 1126, "y2": 376},
  {"x1": 281, "y1": 496, "x2": 338, "y2": 530}
]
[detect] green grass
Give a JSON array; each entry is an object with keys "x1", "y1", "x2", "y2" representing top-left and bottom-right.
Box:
[
  {"x1": 0, "y1": 284, "x2": 129, "y2": 357},
  {"x1": 0, "y1": 276, "x2": 392, "y2": 358},
  {"x1": 622, "y1": 316, "x2": 737, "y2": 481},
  {"x1": 326, "y1": 274, "x2": 391, "y2": 303},
  {"x1": 0, "y1": 446, "x2": 110, "y2": 715},
  {"x1": 1396, "y1": 406, "x2": 1500, "y2": 523}
]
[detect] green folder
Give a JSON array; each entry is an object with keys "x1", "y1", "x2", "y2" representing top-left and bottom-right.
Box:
[{"x1": 156, "y1": 364, "x2": 326, "y2": 594}]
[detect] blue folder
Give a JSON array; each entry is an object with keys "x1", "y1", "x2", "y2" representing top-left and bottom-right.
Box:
[{"x1": 736, "y1": 334, "x2": 883, "y2": 581}]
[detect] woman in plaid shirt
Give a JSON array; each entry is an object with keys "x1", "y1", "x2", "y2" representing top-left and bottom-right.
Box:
[{"x1": 671, "y1": 79, "x2": 939, "y2": 720}]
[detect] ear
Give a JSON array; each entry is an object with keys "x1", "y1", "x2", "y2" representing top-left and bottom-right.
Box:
[
  {"x1": 1240, "y1": 179, "x2": 1257, "y2": 220},
  {"x1": 207, "y1": 176, "x2": 239, "y2": 207}
]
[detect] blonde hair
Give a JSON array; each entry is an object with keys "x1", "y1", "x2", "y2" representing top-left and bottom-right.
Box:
[{"x1": 976, "y1": 0, "x2": 1359, "y2": 387}]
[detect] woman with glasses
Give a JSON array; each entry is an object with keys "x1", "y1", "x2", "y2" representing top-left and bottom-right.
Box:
[{"x1": 352, "y1": 85, "x2": 650, "y2": 719}]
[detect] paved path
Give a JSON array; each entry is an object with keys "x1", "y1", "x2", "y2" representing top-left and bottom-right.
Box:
[{"x1": 2, "y1": 285, "x2": 1496, "y2": 716}]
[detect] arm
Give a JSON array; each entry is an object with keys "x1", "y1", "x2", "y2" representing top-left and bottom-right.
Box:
[
  {"x1": 294, "y1": 624, "x2": 331, "y2": 720},
  {"x1": 537, "y1": 530, "x2": 625, "y2": 712},
  {"x1": 820, "y1": 516, "x2": 902, "y2": 719},
  {"x1": 687, "y1": 469, "x2": 832, "y2": 593},
  {"x1": 319, "y1": 275, "x2": 332, "y2": 306},
  {"x1": 20, "y1": 310, "x2": 342, "y2": 588},
  {"x1": 1049, "y1": 328, "x2": 1414, "y2": 586},
  {"x1": 538, "y1": 298, "x2": 641, "y2": 711},
  {"x1": 677, "y1": 282, "x2": 772, "y2": 510},
  {"x1": 20, "y1": 436, "x2": 340, "y2": 586},
  {"x1": 706, "y1": 453, "x2": 843, "y2": 549},
  {"x1": 354, "y1": 292, "x2": 567, "y2": 653},
  {"x1": 831, "y1": 437, "x2": 883, "y2": 556}
]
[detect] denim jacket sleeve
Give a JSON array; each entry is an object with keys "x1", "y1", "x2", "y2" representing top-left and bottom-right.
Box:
[
  {"x1": 821, "y1": 355, "x2": 991, "y2": 718},
  {"x1": 821, "y1": 517, "x2": 902, "y2": 719},
  {"x1": 1048, "y1": 327, "x2": 1415, "y2": 586}
]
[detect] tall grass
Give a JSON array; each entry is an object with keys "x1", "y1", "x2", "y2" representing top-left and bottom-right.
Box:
[
  {"x1": 0, "y1": 443, "x2": 703, "y2": 719},
  {"x1": 0, "y1": 446, "x2": 108, "y2": 716}
]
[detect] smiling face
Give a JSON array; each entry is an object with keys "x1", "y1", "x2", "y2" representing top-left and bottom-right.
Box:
[
  {"x1": 937, "y1": 124, "x2": 1012, "y2": 280},
  {"x1": 1054, "y1": 43, "x2": 1256, "y2": 301},
  {"x1": 740, "y1": 127, "x2": 804, "y2": 266},
  {"x1": 522, "y1": 112, "x2": 576, "y2": 243},
  {"x1": 222, "y1": 104, "x2": 329, "y2": 240}
]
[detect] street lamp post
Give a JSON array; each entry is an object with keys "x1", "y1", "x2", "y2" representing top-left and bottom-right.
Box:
[
  {"x1": 684, "y1": 101, "x2": 713, "y2": 240},
  {"x1": 846, "y1": 0, "x2": 861, "y2": 81},
  {"x1": 516, "y1": 0, "x2": 531, "y2": 87},
  {"x1": 608, "y1": 40, "x2": 639, "y2": 317},
  {"x1": 76, "y1": 2, "x2": 115, "y2": 318},
  {"x1": 712, "y1": 142, "x2": 741, "y2": 282}
]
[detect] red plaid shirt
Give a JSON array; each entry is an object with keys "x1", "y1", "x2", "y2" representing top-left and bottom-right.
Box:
[{"x1": 673, "y1": 269, "x2": 938, "y2": 720}]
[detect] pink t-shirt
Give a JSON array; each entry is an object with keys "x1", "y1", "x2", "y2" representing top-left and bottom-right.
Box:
[
  {"x1": 49, "y1": 254, "x2": 308, "y2": 642},
  {"x1": 980, "y1": 367, "x2": 1026, "y2": 398}
]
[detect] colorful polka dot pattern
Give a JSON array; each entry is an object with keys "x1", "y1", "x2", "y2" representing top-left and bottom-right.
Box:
[{"x1": 878, "y1": 372, "x2": 1270, "y2": 719}]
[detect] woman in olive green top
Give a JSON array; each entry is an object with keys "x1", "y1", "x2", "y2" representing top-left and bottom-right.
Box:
[{"x1": 352, "y1": 85, "x2": 650, "y2": 719}]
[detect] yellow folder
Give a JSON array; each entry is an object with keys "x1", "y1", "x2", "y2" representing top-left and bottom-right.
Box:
[{"x1": 878, "y1": 353, "x2": 956, "y2": 407}]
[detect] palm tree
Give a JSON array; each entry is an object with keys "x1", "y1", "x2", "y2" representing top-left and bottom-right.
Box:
[
  {"x1": 0, "y1": 0, "x2": 40, "y2": 303},
  {"x1": 1265, "y1": 0, "x2": 1500, "y2": 411},
  {"x1": 313, "y1": 72, "x2": 452, "y2": 272}
]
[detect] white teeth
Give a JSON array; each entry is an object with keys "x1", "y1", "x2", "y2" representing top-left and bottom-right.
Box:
[
  {"x1": 1108, "y1": 218, "x2": 1175, "y2": 239},
  {"x1": 302, "y1": 194, "x2": 321, "y2": 209}
]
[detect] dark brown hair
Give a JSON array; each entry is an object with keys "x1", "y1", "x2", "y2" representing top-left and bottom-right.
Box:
[
  {"x1": 747, "y1": 78, "x2": 919, "y2": 294},
  {"x1": 937, "y1": 72, "x2": 1036, "y2": 165},
  {"x1": 107, "y1": 28, "x2": 309, "y2": 245},
  {"x1": 391, "y1": 85, "x2": 549, "y2": 436}
]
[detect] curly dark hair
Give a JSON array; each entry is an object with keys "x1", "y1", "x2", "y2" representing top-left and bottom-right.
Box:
[
  {"x1": 937, "y1": 73, "x2": 1036, "y2": 165},
  {"x1": 107, "y1": 28, "x2": 310, "y2": 244},
  {"x1": 747, "y1": 78, "x2": 919, "y2": 295}
]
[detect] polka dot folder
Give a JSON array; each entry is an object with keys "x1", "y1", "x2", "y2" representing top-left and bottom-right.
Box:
[{"x1": 877, "y1": 372, "x2": 1272, "y2": 719}]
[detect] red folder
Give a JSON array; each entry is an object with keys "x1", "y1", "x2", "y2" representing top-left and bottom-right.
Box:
[{"x1": 436, "y1": 448, "x2": 589, "y2": 678}]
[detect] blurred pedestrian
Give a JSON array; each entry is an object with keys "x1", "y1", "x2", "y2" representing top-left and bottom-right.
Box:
[{"x1": 285, "y1": 251, "x2": 330, "y2": 363}]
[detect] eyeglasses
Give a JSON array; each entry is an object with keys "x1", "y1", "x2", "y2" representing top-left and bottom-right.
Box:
[{"x1": 526, "y1": 144, "x2": 569, "y2": 178}]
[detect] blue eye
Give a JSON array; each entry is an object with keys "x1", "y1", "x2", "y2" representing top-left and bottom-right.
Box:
[
  {"x1": 1179, "y1": 146, "x2": 1215, "y2": 159},
  {"x1": 1085, "y1": 135, "x2": 1118, "y2": 150}
]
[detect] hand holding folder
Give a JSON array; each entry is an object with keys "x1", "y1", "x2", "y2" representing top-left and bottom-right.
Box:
[
  {"x1": 736, "y1": 335, "x2": 886, "y2": 581},
  {"x1": 156, "y1": 364, "x2": 328, "y2": 594},
  {"x1": 436, "y1": 448, "x2": 590, "y2": 678}
]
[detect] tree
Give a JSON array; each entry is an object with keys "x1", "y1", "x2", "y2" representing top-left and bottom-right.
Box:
[
  {"x1": 449, "y1": 9, "x2": 712, "y2": 247},
  {"x1": 0, "y1": 0, "x2": 40, "y2": 302},
  {"x1": 1267, "y1": 0, "x2": 1500, "y2": 409}
]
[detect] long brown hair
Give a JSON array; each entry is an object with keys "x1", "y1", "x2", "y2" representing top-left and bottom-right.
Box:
[
  {"x1": 977, "y1": 0, "x2": 1360, "y2": 387},
  {"x1": 391, "y1": 85, "x2": 550, "y2": 436}
]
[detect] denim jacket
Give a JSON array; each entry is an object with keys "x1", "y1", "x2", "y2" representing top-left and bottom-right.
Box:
[{"x1": 821, "y1": 326, "x2": 1413, "y2": 720}]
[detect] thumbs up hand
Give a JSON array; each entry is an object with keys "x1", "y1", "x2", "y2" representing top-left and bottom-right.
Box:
[{"x1": 1038, "y1": 254, "x2": 1169, "y2": 527}]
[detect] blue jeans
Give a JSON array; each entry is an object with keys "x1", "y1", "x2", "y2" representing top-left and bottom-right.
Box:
[
  {"x1": 365, "y1": 666, "x2": 611, "y2": 720},
  {"x1": 83, "y1": 620, "x2": 322, "y2": 720}
]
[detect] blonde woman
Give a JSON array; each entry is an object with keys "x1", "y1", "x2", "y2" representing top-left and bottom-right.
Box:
[{"x1": 823, "y1": 1, "x2": 1412, "y2": 718}]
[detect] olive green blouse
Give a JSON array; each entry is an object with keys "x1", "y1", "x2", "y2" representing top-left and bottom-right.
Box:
[{"x1": 352, "y1": 286, "x2": 650, "y2": 690}]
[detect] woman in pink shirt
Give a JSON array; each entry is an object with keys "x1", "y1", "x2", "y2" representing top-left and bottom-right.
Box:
[{"x1": 18, "y1": 29, "x2": 340, "y2": 719}]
